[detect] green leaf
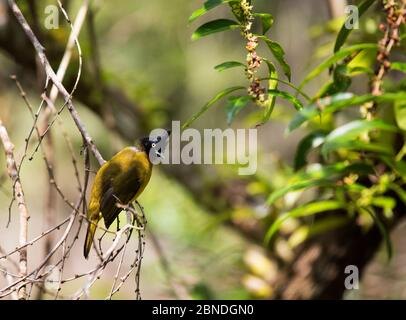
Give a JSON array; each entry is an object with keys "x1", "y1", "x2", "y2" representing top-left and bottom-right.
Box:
[
  {"x1": 389, "y1": 183, "x2": 406, "y2": 205},
  {"x1": 299, "y1": 43, "x2": 378, "y2": 89},
  {"x1": 321, "y1": 120, "x2": 398, "y2": 158},
  {"x1": 391, "y1": 62, "x2": 406, "y2": 73},
  {"x1": 334, "y1": 0, "x2": 377, "y2": 52},
  {"x1": 325, "y1": 140, "x2": 394, "y2": 157},
  {"x1": 259, "y1": 76, "x2": 311, "y2": 101},
  {"x1": 189, "y1": 0, "x2": 238, "y2": 23},
  {"x1": 395, "y1": 100, "x2": 406, "y2": 130},
  {"x1": 343, "y1": 182, "x2": 367, "y2": 193},
  {"x1": 361, "y1": 207, "x2": 392, "y2": 260},
  {"x1": 267, "y1": 162, "x2": 374, "y2": 206},
  {"x1": 214, "y1": 61, "x2": 246, "y2": 72},
  {"x1": 263, "y1": 60, "x2": 278, "y2": 121},
  {"x1": 349, "y1": 66, "x2": 374, "y2": 75},
  {"x1": 393, "y1": 160, "x2": 406, "y2": 179},
  {"x1": 226, "y1": 96, "x2": 252, "y2": 125},
  {"x1": 294, "y1": 130, "x2": 327, "y2": 171},
  {"x1": 267, "y1": 179, "x2": 331, "y2": 206},
  {"x1": 381, "y1": 157, "x2": 406, "y2": 182},
  {"x1": 288, "y1": 216, "x2": 350, "y2": 248},
  {"x1": 332, "y1": 64, "x2": 352, "y2": 92},
  {"x1": 258, "y1": 36, "x2": 291, "y2": 81},
  {"x1": 192, "y1": 19, "x2": 240, "y2": 40},
  {"x1": 267, "y1": 89, "x2": 303, "y2": 110},
  {"x1": 265, "y1": 200, "x2": 344, "y2": 245},
  {"x1": 371, "y1": 196, "x2": 395, "y2": 214},
  {"x1": 289, "y1": 91, "x2": 406, "y2": 132},
  {"x1": 254, "y1": 13, "x2": 274, "y2": 35},
  {"x1": 300, "y1": 162, "x2": 374, "y2": 180},
  {"x1": 182, "y1": 86, "x2": 245, "y2": 129},
  {"x1": 289, "y1": 92, "x2": 356, "y2": 131}
]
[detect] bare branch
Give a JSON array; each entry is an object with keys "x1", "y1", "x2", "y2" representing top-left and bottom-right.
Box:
[
  {"x1": 49, "y1": 0, "x2": 89, "y2": 103},
  {"x1": 0, "y1": 0, "x2": 148, "y2": 300},
  {"x1": 0, "y1": 119, "x2": 29, "y2": 300},
  {"x1": 8, "y1": 0, "x2": 105, "y2": 166}
]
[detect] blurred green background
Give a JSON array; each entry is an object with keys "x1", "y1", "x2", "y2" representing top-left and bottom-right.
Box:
[{"x1": 1, "y1": 0, "x2": 406, "y2": 299}]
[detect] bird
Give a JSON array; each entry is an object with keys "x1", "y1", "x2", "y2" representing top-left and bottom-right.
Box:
[{"x1": 83, "y1": 130, "x2": 170, "y2": 258}]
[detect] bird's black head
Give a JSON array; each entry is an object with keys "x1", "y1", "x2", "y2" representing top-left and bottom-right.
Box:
[{"x1": 139, "y1": 129, "x2": 171, "y2": 161}]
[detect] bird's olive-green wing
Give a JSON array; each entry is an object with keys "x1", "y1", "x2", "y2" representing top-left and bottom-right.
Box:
[{"x1": 99, "y1": 166, "x2": 144, "y2": 229}]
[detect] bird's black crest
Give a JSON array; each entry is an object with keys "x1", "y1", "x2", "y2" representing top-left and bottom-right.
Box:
[{"x1": 139, "y1": 129, "x2": 171, "y2": 157}]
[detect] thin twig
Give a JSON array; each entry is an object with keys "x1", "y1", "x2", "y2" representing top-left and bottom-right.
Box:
[
  {"x1": 0, "y1": 119, "x2": 29, "y2": 299},
  {"x1": 8, "y1": 0, "x2": 105, "y2": 166}
]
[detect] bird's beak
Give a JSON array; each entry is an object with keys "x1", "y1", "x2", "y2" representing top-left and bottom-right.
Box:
[{"x1": 155, "y1": 150, "x2": 165, "y2": 159}]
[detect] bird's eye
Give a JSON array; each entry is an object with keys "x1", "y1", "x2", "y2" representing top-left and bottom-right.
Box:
[{"x1": 151, "y1": 143, "x2": 156, "y2": 148}]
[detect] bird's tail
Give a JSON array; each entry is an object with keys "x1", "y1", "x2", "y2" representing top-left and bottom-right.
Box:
[{"x1": 84, "y1": 220, "x2": 97, "y2": 259}]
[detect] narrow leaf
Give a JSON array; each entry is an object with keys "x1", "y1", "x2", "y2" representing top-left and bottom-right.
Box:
[
  {"x1": 192, "y1": 19, "x2": 240, "y2": 40},
  {"x1": 254, "y1": 13, "x2": 274, "y2": 35},
  {"x1": 349, "y1": 66, "x2": 374, "y2": 75},
  {"x1": 289, "y1": 93, "x2": 356, "y2": 132},
  {"x1": 265, "y1": 200, "x2": 344, "y2": 245},
  {"x1": 267, "y1": 180, "x2": 331, "y2": 206},
  {"x1": 391, "y1": 62, "x2": 406, "y2": 73},
  {"x1": 321, "y1": 119, "x2": 398, "y2": 158},
  {"x1": 380, "y1": 157, "x2": 406, "y2": 182},
  {"x1": 288, "y1": 216, "x2": 350, "y2": 248},
  {"x1": 259, "y1": 75, "x2": 311, "y2": 101},
  {"x1": 263, "y1": 60, "x2": 278, "y2": 121},
  {"x1": 259, "y1": 36, "x2": 291, "y2": 81},
  {"x1": 289, "y1": 91, "x2": 406, "y2": 132},
  {"x1": 267, "y1": 89, "x2": 303, "y2": 110},
  {"x1": 299, "y1": 43, "x2": 378, "y2": 89},
  {"x1": 324, "y1": 140, "x2": 394, "y2": 157},
  {"x1": 389, "y1": 183, "x2": 406, "y2": 205},
  {"x1": 182, "y1": 86, "x2": 245, "y2": 129},
  {"x1": 395, "y1": 100, "x2": 406, "y2": 130},
  {"x1": 214, "y1": 61, "x2": 246, "y2": 72},
  {"x1": 267, "y1": 162, "x2": 374, "y2": 205},
  {"x1": 226, "y1": 96, "x2": 252, "y2": 125},
  {"x1": 361, "y1": 207, "x2": 392, "y2": 260},
  {"x1": 189, "y1": 0, "x2": 238, "y2": 23},
  {"x1": 334, "y1": 0, "x2": 377, "y2": 52},
  {"x1": 294, "y1": 130, "x2": 327, "y2": 171}
]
